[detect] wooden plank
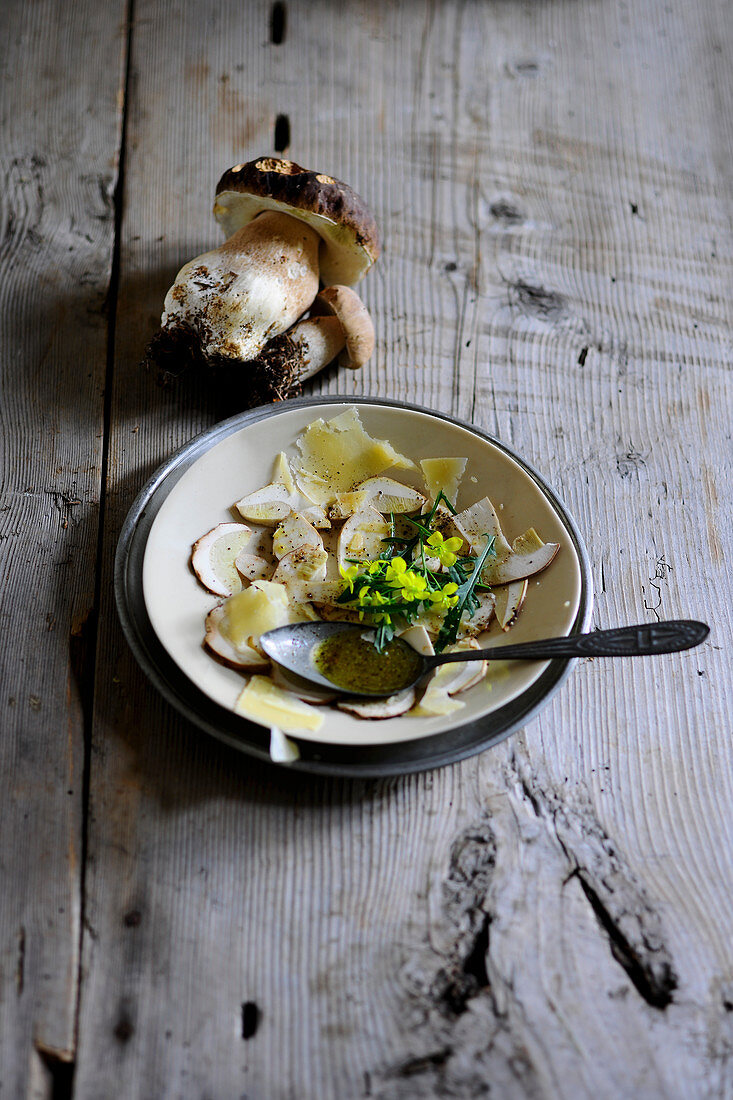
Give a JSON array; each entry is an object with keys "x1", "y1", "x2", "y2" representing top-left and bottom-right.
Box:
[
  {"x1": 0, "y1": 0, "x2": 127, "y2": 1093},
  {"x1": 75, "y1": 0, "x2": 732, "y2": 1096}
]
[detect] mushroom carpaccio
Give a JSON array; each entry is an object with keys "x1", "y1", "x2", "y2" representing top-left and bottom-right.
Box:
[
  {"x1": 191, "y1": 407, "x2": 561, "y2": 731},
  {"x1": 146, "y1": 157, "x2": 380, "y2": 407}
]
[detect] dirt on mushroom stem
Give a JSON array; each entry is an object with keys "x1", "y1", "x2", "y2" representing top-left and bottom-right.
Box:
[{"x1": 146, "y1": 324, "x2": 308, "y2": 410}]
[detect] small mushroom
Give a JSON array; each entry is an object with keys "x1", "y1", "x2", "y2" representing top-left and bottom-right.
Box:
[
  {"x1": 146, "y1": 158, "x2": 379, "y2": 406},
  {"x1": 249, "y1": 284, "x2": 376, "y2": 388}
]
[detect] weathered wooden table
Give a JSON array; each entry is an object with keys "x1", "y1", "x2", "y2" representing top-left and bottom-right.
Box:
[{"x1": 2, "y1": 1, "x2": 731, "y2": 1096}]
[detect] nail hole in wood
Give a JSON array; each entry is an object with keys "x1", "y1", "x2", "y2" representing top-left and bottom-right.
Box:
[
  {"x1": 114, "y1": 1015, "x2": 134, "y2": 1043},
  {"x1": 274, "y1": 114, "x2": 290, "y2": 153},
  {"x1": 241, "y1": 1000, "x2": 260, "y2": 1039},
  {"x1": 270, "y1": 2, "x2": 286, "y2": 44}
]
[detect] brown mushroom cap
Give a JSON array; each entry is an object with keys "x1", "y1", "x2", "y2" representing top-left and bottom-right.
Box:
[
  {"x1": 213, "y1": 158, "x2": 380, "y2": 287},
  {"x1": 312, "y1": 285, "x2": 375, "y2": 369}
]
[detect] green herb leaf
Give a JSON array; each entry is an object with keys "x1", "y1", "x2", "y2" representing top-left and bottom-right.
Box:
[{"x1": 435, "y1": 535, "x2": 496, "y2": 652}]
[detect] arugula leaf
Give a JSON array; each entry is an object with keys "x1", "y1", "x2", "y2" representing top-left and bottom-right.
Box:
[{"x1": 435, "y1": 535, "x2": 496, "y2": 652}]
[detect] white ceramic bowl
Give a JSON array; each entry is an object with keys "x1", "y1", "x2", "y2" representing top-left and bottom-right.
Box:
[{"x1": 140, "y1": 399, "x2": 587, "y2": 747}]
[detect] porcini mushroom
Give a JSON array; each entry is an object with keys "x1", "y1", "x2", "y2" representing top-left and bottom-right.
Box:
[{"x1": 146, "y1": 157, "x2": 380, "y2": 406}]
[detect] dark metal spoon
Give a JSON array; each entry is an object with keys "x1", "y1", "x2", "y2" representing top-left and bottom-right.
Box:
[{"x1": 259, "y1": 619, "x2": 709, "y2": 699}]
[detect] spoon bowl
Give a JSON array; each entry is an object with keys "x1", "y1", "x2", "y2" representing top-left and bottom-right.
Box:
[{"x1": 259, "y1": 619, "x2": 710, "y2": 699}]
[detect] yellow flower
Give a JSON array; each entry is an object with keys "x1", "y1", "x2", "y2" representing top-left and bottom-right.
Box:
[
  {"x1": 394, "y1": 570, "x2": 427, "y2": 603},
  {"x1": 426, "y1": 531, "x2": 463, "y2": 568},
  {"x1": 356, "y1": 587, "x2": 392, "y2": 624},
  {"x1": 384, "y1": 557, "x2": 407, "y2": 584},
  {"x1": 339, "y1": 563, "x2": 361, "y2": 592},
  {"x1": 427, "y1": 581, "x2": 460, "y2": 611}
]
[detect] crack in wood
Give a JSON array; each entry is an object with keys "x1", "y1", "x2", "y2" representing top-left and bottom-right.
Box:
[
  {"x1": 71, "y1": 0, "x2": 137, "y2": 1076},
  {"x1": 34, "y1": 1043, "x2": 75, "y2": 1100},
  {"x1": 431, "y1": 823, "x2": 496, "y2": 1018},
  {"x1": 394, "y1": 1046, "x2": 453, "y2": 1077},
  {"x1": 510, "y1": 751, "x2": 679, "y2": 1012},
  {"x1": 572, "y1": 870, "x2": 677, "y2": 1009},
  {"x1": 16, "y1": 925, "x2": 25, "y2": 996}
]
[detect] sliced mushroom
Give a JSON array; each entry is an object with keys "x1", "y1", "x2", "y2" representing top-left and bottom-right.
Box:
[
  {"x1": 311, "y1": 603, "x2": 363, "y2": 624},
  {"x1": 234, "y1": 551, "x2": 274, "y2": 583},
  {"x1": 337, "y1": 506, "x2": 390, "y2": 570},
  {"x1": 299, "y1": 504, "x2": 331, "y2": 529},
  {"x1": 208, "y1": 579, "x2": 307, "y2": 662},
  {"x1": 146, "y1": 158, "x2": 379, "y2": 404},
  {"x1": 449, "y1": 498, "x2": 559, "y2": 586},
  {"x1": 457, "y1": 591, "x2": 497, "y2": 638},
  {"x1": 411, "y1": 685, "x2": 466, "y2": 718},
  {"x1": 354, "y1": 477, "x2": 426, "y2": 515},
  {"x1": 440, "y1": 639, "x2": 488, "y2": 695},
  {"x1": 449, "y1": 496, "x2": 513, "y2": 560},
  {"x1": 493, "y1": 578, "x2": 528, "y2": 631},
  {"x1": 272, "y1": 545, "x2": 329, "y2": 586},
  {"x1": 285, "y1": 579, "x2": 346, "y2": 607},
  {"x1": 338, "y1": 688, "x2": 416, "y2": 719},
  {"x1": 397, "y1": 624, "x2": 435, "y2": 655},
  {"x1": 234, "y1": 483, "x2": 296, "y2": 525},
  {"x1": 191, "y1": 522, "x2": 254, "y2": 597},
  {"x1": 325, "y1": 489, "x2": 374, "y2": 523},
  {"x1": 272, "y1": 512, "x2": 323, "y2": 560},
  {"x1": 480, "y1": 529, "x2": 559, "y2": 586}
]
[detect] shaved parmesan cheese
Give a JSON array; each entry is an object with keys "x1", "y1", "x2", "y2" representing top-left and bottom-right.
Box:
[
  {"x1": 295, "y1": 406, "x2": 415, "y2": 504},
  {"x1": 235, "y1": 676, "x2": 325, "y2": 733},
  {"x1": 420, "y1": 457, "x2": 467, "y2": 506}
]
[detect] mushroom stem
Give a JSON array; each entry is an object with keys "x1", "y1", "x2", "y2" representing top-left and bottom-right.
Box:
[
  {"x1": 287, "y1": 316, "x2": 347, "y2": 381},
  {"x1": 160, "y1": 210, "x2": 321, "y2": 363}
]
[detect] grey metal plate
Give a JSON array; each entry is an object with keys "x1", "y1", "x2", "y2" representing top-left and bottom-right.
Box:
[{"x1": 115, "y1": 396, "x2": 594, "y2": 777}]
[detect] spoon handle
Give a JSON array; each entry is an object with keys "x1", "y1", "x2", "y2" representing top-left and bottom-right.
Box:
[{"x1": 431, "y1": 620, "x2": 709, "y2": 666}]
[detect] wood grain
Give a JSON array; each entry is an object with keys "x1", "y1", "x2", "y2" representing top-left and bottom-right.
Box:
[
  {"x1": 0, "y1": 0, "x2": 725, "y2": 1095},
  {"x1": 0, "y1": 0, "x2": 127, "y2": 1093}
]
